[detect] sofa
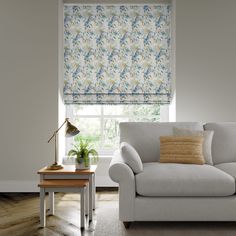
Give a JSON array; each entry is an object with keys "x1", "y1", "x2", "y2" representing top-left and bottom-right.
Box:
[{"x1": 109, "y1": 122, "x2": 236, "y2": 228}]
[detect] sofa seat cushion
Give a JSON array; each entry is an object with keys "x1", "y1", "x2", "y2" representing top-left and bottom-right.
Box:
[
  {"x1": 135, "y1": 163, "x2": 235, "y2": 197},
  {"x1": 215, "y1": 162, "x2": 236, "y2": 179}
]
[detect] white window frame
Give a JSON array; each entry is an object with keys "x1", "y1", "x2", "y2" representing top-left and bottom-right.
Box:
[{"x1": 66, "y1": 104, "x2": 169, "y2": 156}]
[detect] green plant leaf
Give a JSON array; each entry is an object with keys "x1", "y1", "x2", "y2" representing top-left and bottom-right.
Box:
[
  {"x1": 68, "y1": 138, "x2": 99, "y2": 164},
  {"x1": 68, "y1": 149, "x2": 77, "y2": 157}
]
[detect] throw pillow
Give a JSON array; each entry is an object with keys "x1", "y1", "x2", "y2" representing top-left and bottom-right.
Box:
[
  {"x1": 173, "y1": 127, "x2": 214, "y2": 165},
  {"x1": 120, "y1": 142, "x2": 143, "y2": 174},
  {"x1": 159, "y1": 136, "x2": 205, "y2": 165}
]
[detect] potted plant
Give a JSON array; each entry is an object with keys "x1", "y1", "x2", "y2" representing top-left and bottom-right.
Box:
[{"x1": 68, "y1": 139, "x2": 98, "y2": 170}]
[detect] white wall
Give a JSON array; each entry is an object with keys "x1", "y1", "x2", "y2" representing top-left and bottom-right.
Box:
[
  {"x1": 176, "y1": 0, "x2": 236, "y2": 122},
  {"x1": 0, "y1": 0, "x2": 59, "y2": 191},
  {"x1": 1, "y1": 0, "x2": 236, "y2": 191}
]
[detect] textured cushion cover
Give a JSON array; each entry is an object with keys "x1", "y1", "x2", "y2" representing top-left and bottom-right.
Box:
[
  {"x1": 120, "y1": 122, "x2": 203, "y2": 162},
  {"x1": 204, "y1": 123, "x2": 236, "y2": 164},
  {"x1": 135, "y1": 163, "x2": 235, "y2": 197},
  {"x1": 159, "y1": 136, "x2": 205, "y2": 165},
  {"x1": 120, "y1": 142, "x2": 143, "y2": 174},
  {"x1": 173, "y1": 127, "x2": 214, "y2": 165}
]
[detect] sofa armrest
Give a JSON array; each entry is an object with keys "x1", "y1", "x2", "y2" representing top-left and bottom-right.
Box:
[{"x1": 109, "y1": 149, "x2": 135, "y2": 221}]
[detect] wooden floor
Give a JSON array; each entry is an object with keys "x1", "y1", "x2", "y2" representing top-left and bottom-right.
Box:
[
  {"x1": 0, "y1": 191, "x2": 118, "y2": 236},
  {"x1": 1, "y1": 191, "x2": 236, "y2": 236}
]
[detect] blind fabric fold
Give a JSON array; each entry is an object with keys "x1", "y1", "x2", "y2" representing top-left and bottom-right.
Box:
[{"x1": 64, "y1": 5, "x2": 172, "y2": 104}]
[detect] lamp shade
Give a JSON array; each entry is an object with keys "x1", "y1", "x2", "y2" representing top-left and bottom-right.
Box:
[{"x1": 65, "y1": 120, "x2": 80, "y2": 137}]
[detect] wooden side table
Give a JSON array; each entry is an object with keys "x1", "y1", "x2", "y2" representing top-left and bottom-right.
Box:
[{"x1": 38, "y1": 165, "x2": 97, "y2": 227}]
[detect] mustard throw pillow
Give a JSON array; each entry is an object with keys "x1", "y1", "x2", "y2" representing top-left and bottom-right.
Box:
[{"x1": 159, "y1": 136, "x2": 205, "y2": 165}]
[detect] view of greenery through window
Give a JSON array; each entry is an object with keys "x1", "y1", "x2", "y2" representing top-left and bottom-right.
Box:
[{"x1": 66, "y1": 105, "x2": 160, "y2": 154}]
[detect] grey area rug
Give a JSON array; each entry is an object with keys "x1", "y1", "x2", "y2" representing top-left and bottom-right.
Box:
[
  {"x1": 94, "y1": 204, "x2": 236, "y2": 236},
  {"x1": 94, "y1": 204, "x2": 122, "y2": 236}
]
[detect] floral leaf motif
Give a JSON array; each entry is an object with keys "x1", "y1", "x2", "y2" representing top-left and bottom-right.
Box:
[{"x1": 64, "y1": 5, "x2": 171, "y2": 104}]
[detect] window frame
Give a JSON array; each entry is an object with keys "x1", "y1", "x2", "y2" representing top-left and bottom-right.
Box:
[{"x1": 65, "y1": 104, "x2": 169, "y2": 156}]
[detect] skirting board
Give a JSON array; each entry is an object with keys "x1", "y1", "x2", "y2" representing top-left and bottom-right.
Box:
[
  {"x1": 95, "y1": 176, "x2": 118, "y2": 187},
  {"x1": 0, "y1": 177, "x2": 117, "y2": 192},
  {"x1": 0, "y1": 181, "x2": 39, "y2": 192}
]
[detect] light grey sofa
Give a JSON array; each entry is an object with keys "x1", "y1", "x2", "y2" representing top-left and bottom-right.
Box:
[{"x1": 109, "y1": 122, "x2": 236, "y2": 228}]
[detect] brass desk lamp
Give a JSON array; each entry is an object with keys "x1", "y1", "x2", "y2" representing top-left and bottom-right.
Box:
[{"x1": 47, "y1": 118, "x2": 80, "y2": 170}]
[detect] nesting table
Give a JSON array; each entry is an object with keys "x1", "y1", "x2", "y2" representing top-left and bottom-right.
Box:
[{"x1": 38, "y1": 165, "x2": 97, "y2": 228}]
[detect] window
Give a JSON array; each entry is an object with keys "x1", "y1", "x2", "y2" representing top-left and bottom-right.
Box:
[
  {"x1": 66, "y1": 104, "x2": 169, "y2": 155},
  {"x1": 63, "y1": 3, "x2": 174, "y2": 156}
]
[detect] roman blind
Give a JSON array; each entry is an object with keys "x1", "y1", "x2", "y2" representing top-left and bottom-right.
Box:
[{"x1": 64, "y1": 4, "x2": 172, "y2": 104}]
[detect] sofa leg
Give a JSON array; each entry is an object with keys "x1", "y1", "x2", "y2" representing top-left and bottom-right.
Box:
[{"x1": 123, "y1": 221, "x2": 131, "y2": 229}]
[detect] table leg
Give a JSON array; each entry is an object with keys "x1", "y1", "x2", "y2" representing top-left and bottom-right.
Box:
[
  {"x1": 89, "y1": 175, "x2": 93, "y2": 221},
  {"x1": 49, "y1": 192, "x2": 54, "y2": 215},
  {"x1": 40, "y1": 188, "x2": 46, "y2": 227},
  {"x1": 80, "y1": 188, "x2": 85, "y2": 229},
  {"x1": 92, "y1": 173, "x2": 96, "y2": 210},
  {"x1": 85, "y1": 185, "x2": 89, "y2": 216}
]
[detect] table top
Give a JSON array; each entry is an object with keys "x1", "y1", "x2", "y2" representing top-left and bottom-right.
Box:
[{"x1": 38, "y1": 165, "x2": 97, "y2": 175}]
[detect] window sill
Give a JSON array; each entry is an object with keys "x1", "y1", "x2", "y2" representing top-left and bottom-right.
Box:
[{"x1": 63, "y1": 155, "x2": 112, "y2": 165}]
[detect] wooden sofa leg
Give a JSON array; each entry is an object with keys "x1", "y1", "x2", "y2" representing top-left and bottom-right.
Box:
[{"x1": 123, "y1": 222, "x2": 131, "y2": 229}]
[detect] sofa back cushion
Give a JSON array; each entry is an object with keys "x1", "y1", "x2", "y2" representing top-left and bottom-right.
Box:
[
  {"x1": 204, "y1": 123, "x2": 236, "y2": 165},
  {"x1": 120, "y1": 122, "x2": 203, "y2": 162}
]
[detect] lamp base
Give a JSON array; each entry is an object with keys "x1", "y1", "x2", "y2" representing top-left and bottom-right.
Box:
[{"x1": 46, "y1": 162, "x2": 64, "y2": 170}]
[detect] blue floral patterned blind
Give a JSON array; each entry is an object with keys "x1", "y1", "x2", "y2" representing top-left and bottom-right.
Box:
[{"x1": 64, "y1": 5, "x2": 171, "y2": 104}]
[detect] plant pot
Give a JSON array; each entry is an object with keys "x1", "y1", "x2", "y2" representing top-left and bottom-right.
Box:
[{"x1": 75, "y1": 161, "x2": 90, "y2": 170}]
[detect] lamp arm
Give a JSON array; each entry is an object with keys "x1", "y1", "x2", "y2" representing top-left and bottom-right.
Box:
[{"x1": 47, "y1": 118, "x2": 69, "y2": 143}]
